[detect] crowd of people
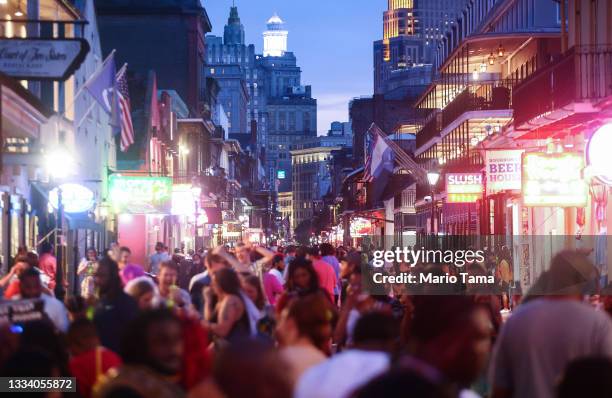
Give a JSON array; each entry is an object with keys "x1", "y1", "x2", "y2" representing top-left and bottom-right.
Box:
[{"x1": 0, "y1": 240, "x2": 611, "y2": 398}]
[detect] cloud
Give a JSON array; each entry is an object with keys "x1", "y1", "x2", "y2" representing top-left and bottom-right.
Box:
[{"x1": 315, "y1": 92, "x2": 358, "y2": 134}]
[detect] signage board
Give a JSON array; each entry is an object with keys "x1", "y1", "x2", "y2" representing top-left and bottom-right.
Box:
[
  {"x1": 171, "y1": 184, "x2": 196, "y2": 216},
  {"x1": 586, "y1": 123, "x2": 612, "y2": 186},
  {"x1": 445, "y1": 173, "x2": 483, "y2": 203},
  {"x1": 49, "y1": 183, "x2": 95, "y2": 214},
  {"x1": 522, "y1": 152, "x2": 588, "y2": 207},
  {"x1": 485, "y1": 150, "x2": 523, "y2": 194},
  {"x1": 0, "y1": 38, "x2": 89, "y2": 81},
  {"x1": 277, "y1": 170, "x2": 286, "y2": 179},
  {"x1": 109, "y1": 175, "x2": 172, "y2": 214},
  {"x1": 350, "y1": 217, "x2": 372, "y2": 238}
]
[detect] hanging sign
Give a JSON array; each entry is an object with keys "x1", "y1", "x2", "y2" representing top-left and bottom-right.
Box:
[
  {"x1": 49, "y1": 183, "x2": 95, "y2": 214},
  {"x1": 522, "y1": 152, "x2": 588, "y2": 207},
  {"x1": 109, "y1": 175, "x2": 172, "y2": 214},
  {"x1": 446, "y1": 173, "x2": 483, "y2": 203},
  {"x1": 485, "y1": 149, "x2": 523, "y2": 194},
  {"x1": 0, "y1": 38, "x2": 89, "y2": 81}
]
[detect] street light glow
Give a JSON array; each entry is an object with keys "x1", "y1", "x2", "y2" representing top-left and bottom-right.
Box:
[
  {"x1": 45, "y1": 149, "x2": 76, "y2": 179},
  {"x1": 427, "y1": 171, "x2": 440, "y2": 186}
]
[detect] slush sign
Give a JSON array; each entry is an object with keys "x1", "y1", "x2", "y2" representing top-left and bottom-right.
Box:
[
  {"x1": 109, "y1": 175, "x2": 172, "y2": 214},
  {"x1": 446, "y1": 173, "x2": 483, "y2": 203},
  {"x1": 522, "y1": 153, "x2": 588, "y2": 207},
  {"x1": 485, "y1": 150, "x2": 523, "y2": 194}
]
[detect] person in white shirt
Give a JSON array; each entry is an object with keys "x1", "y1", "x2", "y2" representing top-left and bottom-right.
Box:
[
  {"x1": 14, "y1": 267, "x2": 69, "y2": 332},
  {"x1": 295, "y1": 311, "x2": 396, "y2": 398},
  {"x1": 268, "y1": 254, "x2": 286, "y2": 285},
  {"x1": 490, "y1": 250, "x2": 612, "y2": 398}
]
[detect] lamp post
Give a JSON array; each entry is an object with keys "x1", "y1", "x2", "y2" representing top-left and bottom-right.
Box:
[
  {"x1": 427, "y1": 170, "x2": 440, "y2": 241},
  {"x1": 45, "y1": 148, "x2": 76, "y2": 300}
]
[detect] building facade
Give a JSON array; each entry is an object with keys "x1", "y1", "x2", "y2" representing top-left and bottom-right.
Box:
[
  {"x1": 291, "y1": 146, "x2": 341, "y2": 230},
  {"x1": 374, "y1": 0, "x2": 467, "y2": 98}
]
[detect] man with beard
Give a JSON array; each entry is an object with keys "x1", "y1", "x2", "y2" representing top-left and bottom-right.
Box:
[{"x1": 94, "y1": 309, "x2": 185, "y2": 398}]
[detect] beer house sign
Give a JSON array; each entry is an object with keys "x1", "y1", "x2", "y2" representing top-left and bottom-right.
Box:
[{"x1": 0, "y1": 38, "x2": 89, "y2": 81}]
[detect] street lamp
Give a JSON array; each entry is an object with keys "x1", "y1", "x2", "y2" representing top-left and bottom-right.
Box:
[
  {"x1": 427, "y1": 170, "x2": 440, "y2": 239},
  {"x1": 45, "y1": 148, "x2": 76, "y2": 300}
]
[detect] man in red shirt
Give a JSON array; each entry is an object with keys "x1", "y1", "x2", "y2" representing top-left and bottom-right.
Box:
[
  {"x1": 38, "y1": 243, "x2": 57, "y2": 291},
  {"x1": 307, "y1": 246, "x2": 337, "y2": 301},
  {"x1": 68, "y1": 318, "x2": 122, "y2": 398}
]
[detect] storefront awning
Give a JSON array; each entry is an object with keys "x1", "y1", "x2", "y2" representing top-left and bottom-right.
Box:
[{"x1": 65, "y1": 213, "x2": 103, "y2": 232}]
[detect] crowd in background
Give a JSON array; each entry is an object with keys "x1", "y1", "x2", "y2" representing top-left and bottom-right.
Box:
[{"x1": 0, "y1": 239, "x2": 612, "y2": 398}]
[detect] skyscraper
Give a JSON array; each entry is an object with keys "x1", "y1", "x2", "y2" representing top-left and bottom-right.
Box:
[
  {"x1": 263, "y1": 14, "x2": 288, "y2": 57},
  {"x1": 374, "y1": 0, "x2": 467, "y2": 99}
]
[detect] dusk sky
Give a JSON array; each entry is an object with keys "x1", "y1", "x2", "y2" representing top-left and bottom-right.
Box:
[{"x1": 204, "y1": 0, "x2": 386, "y2": 135}]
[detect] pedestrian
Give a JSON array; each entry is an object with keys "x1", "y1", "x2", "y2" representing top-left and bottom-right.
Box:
[
  {"x1": 39, "y1": 242, "x2": 57, "y2": 291},
  {"x1": 117, "y1": 247, "x2": 145, "y2": 286},
  {"x1": 0, "y1": 256, "x2": 31, "y2": 298},
  {"x1": 93, "y1": 257, "x2": 139, "y2": 353},
  {"x1": 189, "y1": 251, "x2": 228, "y2": 314},
  {"x1": 269, "y1": 254, "x2": 286, "y2": 285},
  {"x1": 94, "y1": 309, "x2": 186, "y2": 398},
  {"x1": 306, "y1": 246, "x2": 337, "y2": 302},
  {"x1": 295, "y1": 311, "x2": 397, "y2": 398},
  {"x1": 263, "y1": 265, "x2": 284, "y2": 306},
  {"x1": 489, "y1": 251, "x2": 612, "y2": 398},
  {"x1": 202, "y1": 268, "x2": 251, "y2": 344},
  {"x1": 397, "y1": 295, "x2": 493, "y2": 397},
  {"x1": 276, "y1": 257, "x2": 330, "y2": 313},
  {"x1": 557, "y1": 357, "x2": 612, "y2": 398},
  {"x1": 156, "y1": 261, "x2": 192, "y2": 311},
  {"x1": 13, "y1": 267, "x2": 69, "y2": 333},
  {"x1": 188, "y1": 340, "x2": 292, "y2": 398},
  {"x1": 67, "y1": 318, "x2": 122, "y2": 398},
  {"x1": 78, "y1": 248, "x2": 99, "y2": 298},
  {"x1": 276, "y1": 294, "x2": 334, "y2": 387},
  {"x1": 125, "y1": 277, "x2": 158, "y2": 310},
  {"x1": 149, "y1": 242, "x2": 170, "y2": 275},
  {"x1": 320, "y1": 243, "x2": 341, "y2": 302}
]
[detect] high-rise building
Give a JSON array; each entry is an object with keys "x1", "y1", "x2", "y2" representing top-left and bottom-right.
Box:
[
  {"x1": 206, "y1": 6, "x2": 264, "y2": 150},
  {"x1": 263, "y1": 14, "x2": 288, "y2": 57},
  {"x1": 374, "y1": 0, "x2": 467, "y2": 98}
]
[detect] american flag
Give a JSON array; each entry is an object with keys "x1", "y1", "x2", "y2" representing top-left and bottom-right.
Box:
[{"x1": 116, "y1": 64, "x2": 134, "y2": 152}]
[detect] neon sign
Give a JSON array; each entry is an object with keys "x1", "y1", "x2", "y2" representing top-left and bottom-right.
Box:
[
  {"x1": 522, "y1": 152, "x2": 588, "y2": 207},
  {"x1": 446, "y1": 173, "x2": 483, "y2": 203}
]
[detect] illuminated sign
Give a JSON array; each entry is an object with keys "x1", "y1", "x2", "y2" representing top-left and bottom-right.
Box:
[
  {"x1": 109, "y1": 176, "x2": 172, "y2": 214},
  {"x1": 586, "y1": 124, "x2": 612, "y2": 186},
  {"x1": 522, "y1": 152, "x2": 588, "y2": 207},
  {"x1": 485, "y1": 150, "x2": 523, "y2": 194},
  {"x1": 350, "y1": 217, "x2": 372, "y2": 238},
  {"x1": 49, "y1": 183, "x2": 95, "y2": 214},
  {"x1": 277, "y1": 170, "x2": 286, "y2": 179},
  {"x1": 445, "y1": 173, "x2": 483, "y2": 203},
  {"x1": 171, "y1": 184, "x2": 196, "y2": 216},
  {"x1": 0, "y1": 38, "x2": 89, "y2": 81}
]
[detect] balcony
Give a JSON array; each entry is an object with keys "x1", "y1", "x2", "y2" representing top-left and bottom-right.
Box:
[
  {"x1": 416, "y1": 80, "x2": 515, "y2": 150},
  {"x1": 513, "y1": 46, "x2": 612, "y2": 127}
]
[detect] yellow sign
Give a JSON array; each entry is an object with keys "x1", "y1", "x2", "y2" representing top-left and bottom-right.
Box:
[{"x1": 522, "y1": 152, "x2": 588, "y2": 207}]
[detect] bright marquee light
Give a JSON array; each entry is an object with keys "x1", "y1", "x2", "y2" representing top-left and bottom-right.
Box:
[{"x1": 586, "y1": 123, "x2": 612, "y2": 186}]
